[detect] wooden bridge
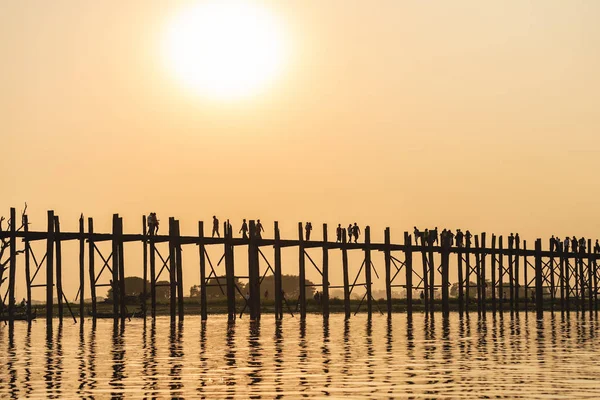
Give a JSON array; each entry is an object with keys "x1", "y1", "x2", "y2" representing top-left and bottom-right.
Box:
[{"x1": 1, "y1": 207, "x2": 599, "y2": 328}]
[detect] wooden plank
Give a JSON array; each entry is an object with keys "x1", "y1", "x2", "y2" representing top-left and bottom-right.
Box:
[
  {"x1": 404, "y1": 232, "x2": 413, "y2": 317},
  {"x1": 79, "y1": 215, "x2": 85, "y2": 323},
  {"x1": 342, "y1": 229, "x2": 350, "y2": 319},
  {"x1": 54, "y1": 215, "x2": 63, "y2": 322},
  {"x1": 198, "y1": 221, "x2": 207, "y2": 321},
  {"x1": 88, "y1": 218, "x2": 97, "y2": 317},
  {"x1": 384, "y1": 228, "x2": 392, "y2": 318},
  {"x1": 322, "y1": 223, "x2": 329, "y2": 319}
]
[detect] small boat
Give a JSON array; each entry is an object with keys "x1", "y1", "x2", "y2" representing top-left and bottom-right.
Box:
[{"x1": 0, "y1": 310, "x2": 37, "y2": 322}]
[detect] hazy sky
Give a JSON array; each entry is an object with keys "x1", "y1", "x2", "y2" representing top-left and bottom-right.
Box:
[{"x1": 1, "y1": 1, "x2": 599, "y2": 300}]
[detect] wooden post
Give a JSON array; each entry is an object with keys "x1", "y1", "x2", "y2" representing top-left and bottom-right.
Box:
[
  {"x1": 79, "y1": 215, "x2": 85, "y2": 323},
  {"x1": 588, "y1": 239, "x2": 593, "y2": 316},
  {"x1": 169, "y1": 217, "x2": 177, "y2": 323},
  {"x1": 198, "y1": 221, "x2": 207, "y2": 321},
  {"x1": 465, "y1": 239, "x2": 471, "y2": 312},
  {"x1": 404, "y1": 232, "x2": 413, "y2": 316},
  {"x1": 594, "y1": 250, "x2": 599, "y2": 313},
  {"x1": 559, "y1": 242, "x2": 565, "y2": 313},
  {"x1": 24, "y1": 214, "x2": 32, "y2": 320},
  {"x1": 149, "y1": 225, "x2": 157, "y2": 319},
  {"x1": 441, "y1": 235, "x2": 450, "y2": 317},
  {"x1": 481, "y1": 233, "x2": 487, "y2": 314},
  {"x1": 225, "y1": 221, "x2": 236, "y2": 322},
  {"x1": 535, "y1": 239, "x2": 543, "y2": 319},
  {"x1": 498, "y1": 236, "x2": 504, "y2": 312},
  {"x1": 365, "y1": 226, "x2": 372, "y2": 319},
  {"x1": 427, "y1": 239, "x2": 435, "y2": 314},
  {"x1": 384, "y1": 228, "x2": 392, "y2": 318},
  {"x1": 491, "y1": 234, "x2": 497, "y2": 313},
  {"x1": 457, "y1": 237, "x2": 464, "y2": 315},
  {"x1": 248, "y1": 220, "x2": 261, "y2": 321},
  {"x1": 118, "y1": 217, "x2": 126, "y2": 320},
  {"x1": 322, "y1": 224, "x2": 329, "y2": 319},
  {"x1": 176, "y1": 220, "x2": 184, "y2": 321},
  {"x1": 565, "y1": 247, "x2": 571, "y2": 312},
  {"x1": 515, "y1": 237, "x2": 520, "y2": 311},
  {"x1": 274, "y1": 221, "x2": 282, "y2": 320},
  {"x1": 8, "y1": 208, "x2": 16, "y2": 322},
  {"x1": 298, "y1": 222, "x2": 306, "y2": 320},
  {"x1": 549, "y1": 239, "x2": 555, "y2": 313},
  {"x1": 474, "y1": 235, "x2": 481, "y2": 315},
  {"x1": 342, "y1": 229, "x2": 350, "y2": 319},
  {"x1": 578, "y1": 248, "x2": 585, "y2": 313},
  {"x1": 508, "y1": 238, "x2": 514, "y2": 313},
  {"x1": 524, "y1": 241, "x2": 529, "y2": 311},
  {"x1": 46, "y1": 210, "x2": 55, "y2": 327},
  {"x1": 54, "y1": 215, "x2": 63, "y2": 322},
  {"x1": 111, "y1": 214, "x2": 120, "y2": 318},
  {"x1": 142, "y1": 215, "x2": 148, "y2": 317},
  {"x1": 88, "y1": 218, "x2": 96, "y2": 317}
]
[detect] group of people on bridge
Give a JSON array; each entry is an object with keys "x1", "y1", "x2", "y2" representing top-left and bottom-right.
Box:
[{"x1": 550, "y1": 235, "x2": 600, "y2": 254}]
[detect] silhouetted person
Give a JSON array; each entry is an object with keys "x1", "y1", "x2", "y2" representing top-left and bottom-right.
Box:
[
  {"x1": 564, "y1": 237, "x2": 570, "y2": 253},
  {"x1": 147, "y1": 212, "x2": 159, "y2": 236},
  {"x1": 420, "y1": 290, "x2": 425, "y2": 300},
  {"x1": 515, "y1": 233, "x2": 520, "y2": 247},
  {"x1": 571, "y1": 236, "x2": 578, "y2": 253},
  {"x1": 432, "y1": 227, "x2": 439, "y2": 245},
  {"x1": 423, "y1": 228, "x2": 429, "y2": 246},
  {"x1": 550, "y1": 235, "x2": 556, "y2": 252},
  {"x1": 239, "y1": 219, "x2": 248, "y2": 239},
  {"x1": 212, "y1": 216, "x2": 220, "y2": 238},
  {"x1": 256, "y1": 219, "x2": 264, "y2": 239},
  {"x1": 579, "y1": 237, "x2": 586, "y2": 253},
  {"x1": 347, "y1": 224, "x2": 353, "y2": 243},
  {"x1": 264, "y1": 290, "x2": 269, "y2": 300},
  {"x1": 508, "y1": 233, "x2": 515, "y2": 248},
  {"x1": 414, "y1": 227, "x2": 421, "y2": 245},
  {"x1": 352, "y1": 223, "x2": 360, "y2": 243},
  {"x1": 336, "y1": 224, "x2": 342, "y2": 243},
  {"x1": 456, "y1": 229, "x2": 464, "y2": 248},
  {"x1": 305, "y1": 222, "x2": 312, "y2": 241},
  {"x1": 595, "y1": 240, "x2": 600, "y2": 254},
  {"x1": 465, "y1": 230, "x2": 472, "y2": 247},
  {"x1": 447, "y1": 229, "x2": 455, "y2": 247}
]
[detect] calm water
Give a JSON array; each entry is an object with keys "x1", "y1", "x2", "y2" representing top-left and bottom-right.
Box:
[{"x1": 0, "y1": 313, "x2": 599, "y2": 399}]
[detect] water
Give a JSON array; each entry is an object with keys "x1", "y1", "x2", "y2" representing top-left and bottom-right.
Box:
[{"x1": 0, "y1": 313, "x2": 599, "y2": 399}]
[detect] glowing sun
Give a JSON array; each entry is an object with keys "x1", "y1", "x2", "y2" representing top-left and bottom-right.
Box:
[{"x1": 163, "y1": 1, "x2": 287, "y2": 101}]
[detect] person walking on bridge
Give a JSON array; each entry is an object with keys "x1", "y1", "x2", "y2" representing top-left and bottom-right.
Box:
[
  {"x1": 456, "y1": 229, "x2": 464, "y2": 248},
  {"x1": 212, "y1": 216, "x2": 220, "y2": 238},
  {"x1": 352, "y1": 223, "x2": 361, "y2": 243},
  {"x1": 414, "y1": 227, "x2": 421, "y2": 245},
  {"x1": 239, "y1": 219, "x2": 248, "y2": 239},
  {"x1": 571, "y1": 236, "x2": 578, "y2": 253},
  {"x1": 147, "y1": 212, "x2": 159, "y2": 236},
  {"x1": 564, "y1": 237, "x2": 570, "y2": 253},
  {"x1": 305, "y1": 222, "x2": 313, "y2": 241},
  {"x1": 256, "y1": 219, "x2": 264, "y2": 239},
  {"x1": 347, "y1": 224, "x2": 353, "y2": 243},
  {"x1": 336, "y1": 224, "x2": 343, "y2": 243}
]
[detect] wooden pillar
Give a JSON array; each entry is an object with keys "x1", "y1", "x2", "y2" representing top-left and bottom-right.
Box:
[
  {"x1": 474, "y1": 235, "x2": 481, "y2": 315},
  {"x1": 535, "y1": 239, "x2": 543, "y2": 319},
  {"x1": 404, "y1": 232, "x2": 413, "y2": 316},
  {"x1": 427, "y1": 240, "x2": 434, "y2": 314},
  {"x1": 549, "y1": 239, "x2": 555, "y2": 313},
  {"x1": 565, "y1": 249, "x2": 571, "y2": 312},
  {"x1": 594, "y1": 249, "x2": 599, "y2": 313},
  {"x1": 587, "y1": 239, "x2": 593, "y2": 316},
  {"x1": 248, "y1": 220, "x2": 261, "y2": 321},
  {"x1": 168, "y1": 217, "x2": 177, "y2": 324},
  {"x1": 54, "y1": 215, "x2": 63, "y2": 322},
  {"x1": 46, "y1": 210, "x2": 55, "y2": 327},
  {"x1": 559, "y1": 242, "x2": 565, "y2": 313},
  {"x1": 524, "y1": 241, "x2": 529, "y2": 311},
  {"x1": 118, "y1": 217, "x2": 126, "y2": 320},
  {"x1": 342, "y1": 229, "x2": 350, "y2": 319},
  {"x1": 88, "y1": 218, "x2": 96, "y2": 317},
  {"x1": 274, "y1": 222, "x2": 283, "y2": 320},
  {"x1": 515, "y1": 238, "x2": 520, "y2": 311},
  {"x1": 578, "y1": 248, "x2": 585, "y2": 313},
  {"x1": 384, "y1": 228, "x2": 392, "y2": 318},
  {"x1": 322, "y1": 224, "x2": 329, "y2": 319},
  {"x1": 225, "y1": 221, "x2": 236, "y2": 322},
  {"x1": 111, "y1": 214, "x2": 120, "y2": 318},
  {"x1": 175, "y1": 220, "x2": 184, "y2": 321},
  {"x1": 441, "y1": 236, "x2": 450, "y2": 317},
  {"x1": 481, "y1": 233, "x2": 487, "y2": 314},
  {"x1": 79, "y1": 215, "x2": 85, "y2": 323},
  {"x1": 149, "y1": 228, "x2": 157, "y2": 319},
  {"x1": 498, "y1": 236, "x2": 504, "y2": 312},
  {"x1": 457, "y1": 241, "x2": 464, "y2": 315},
  {"x1": 142, "y1": 215, "x2": 148, "y2": 316},
  {"x1": 298, "y1": 222, "x2": 306, "y2": 320},
  {"x1": 491, "y1": 234, "x2": 497, "y2": 314},
  {"x1": 508, "y1": 239, "x2": 514, "y2": 313},
  {"x1": 198, "y1": 221, "x2": 207, "y2": 321},
  {"x1": 465, "y1": 240, "x2": 471, "y2": 312},
  {"x1": 24, "y1": 214, "x2": 32, "y2": 319},
  {"x1": 364, "y1": 226, "x2": 372, "y2": 319},
  {"x1": 8, "y1": 208, "x2": 16, "y2": 322}
]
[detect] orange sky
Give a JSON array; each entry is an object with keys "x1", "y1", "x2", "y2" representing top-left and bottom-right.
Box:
[{"x1": 1, "y1": 1, "x2": 599, "y2": 300}]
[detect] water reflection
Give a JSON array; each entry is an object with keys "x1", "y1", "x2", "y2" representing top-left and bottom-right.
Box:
[{"x1": 0, "y1": 313, "x2": 599, "y2": 398}]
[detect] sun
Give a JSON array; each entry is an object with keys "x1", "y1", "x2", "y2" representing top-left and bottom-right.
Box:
[{"x1": 163, "y1": 1, "x2": 287, "y2": 101}]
